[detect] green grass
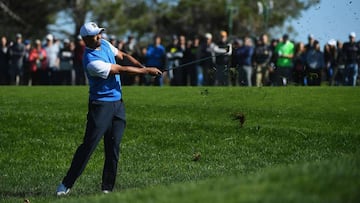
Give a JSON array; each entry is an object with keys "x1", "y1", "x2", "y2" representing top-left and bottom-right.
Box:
[{"x1": 0, "y1": 86, "x2": 359, "y2": 203}]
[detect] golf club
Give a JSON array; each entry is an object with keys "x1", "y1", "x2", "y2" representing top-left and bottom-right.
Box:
[{"x1": 163, "y1": 44, "x2": 232, "y2": 72}]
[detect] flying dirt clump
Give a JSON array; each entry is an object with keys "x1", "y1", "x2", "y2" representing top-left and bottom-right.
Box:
[
  {"x1": 192, "y1": 152, "x2": 201, "y2": 161},
  {"x1": 231, "y1": 112, "x2": 246, "y2": 127}
]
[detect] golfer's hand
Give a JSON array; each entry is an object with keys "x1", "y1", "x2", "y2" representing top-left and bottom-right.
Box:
[{"x1": 145, "y1": 67, "x2": 162, "y2": 76}]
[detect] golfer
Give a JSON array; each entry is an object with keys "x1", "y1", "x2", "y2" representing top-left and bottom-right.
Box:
[{"x1": 56, "y1": 22, "x2": 162, "y2": 196}]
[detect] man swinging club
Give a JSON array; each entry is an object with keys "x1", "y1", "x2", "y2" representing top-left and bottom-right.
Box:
[{"x1": 56, "y1": 22, "x2": 162, "y2": 196}]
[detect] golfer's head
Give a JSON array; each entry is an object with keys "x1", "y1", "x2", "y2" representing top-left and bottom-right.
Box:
[{"x1": 80, "y1": 22, "x2": 105, "y2": 48}]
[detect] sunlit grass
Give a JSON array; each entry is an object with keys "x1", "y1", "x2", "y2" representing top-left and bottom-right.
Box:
[{"x1": 0, "y1": 86, "x2": 359, "y2": 203}]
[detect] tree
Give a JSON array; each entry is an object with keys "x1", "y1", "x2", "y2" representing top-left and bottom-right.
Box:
[
  {"x1": 161, "y1": 0, "x2": 320, "y2": 39},
  {"x1": 0, "y1": 0, "x2": 320, "y2": 42},
  {"x1": 59, "y1": 0, "x2": 91, "y2": 38},
  {"x1": 0, "y1": 0, "x2": 63, "y2": 40},
  {"x1": 89, "y1": 0, "x2": 320, "y2": 41}
]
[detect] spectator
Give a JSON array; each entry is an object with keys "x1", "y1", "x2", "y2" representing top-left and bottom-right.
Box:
[
  {"x1": 215, "y1": 30, "x2": 231, "y2": 86},
  {"x1": 73, "y1": 35, "x2": 86, "y2": 85},
  {"x1": 199, "y1": 33, "x2": 215, "y2": 86},
  {"x1": 28, "y1": 39, "x2": 47, "y2": 85},
  {"x1": 145, "y1": 35, "x2": 166, "y2": 86},
  {"x1": 177, "y1": 35, "x2": 195, "y2": 86},
  {"x1": 324, "y1": 39, "x2": 337, "y2": 85},
  {"x1": 229, "y1": 38, "x2": 241, "y2": 86},
  {"x1": 191, "y1": 36, "x2": 203, "y2": 86},
  {"x1": 123, "y1": 35, "x2": 137, "y2": 55},
  {"x1": 44, "y1": 34, "x2": 60, "y2": 85},
  {"x1": 234, "y1": 37, "x2": 254, "y2": 86},
  {"x1": 199, "y1": 33, "x2": 228, "y2": 86},
  {"x1": 121, "y1": 35, "x2": 140, "y2": 85},
  {"x1": 332, "y1": 40, "x2": 346, "y2": 85},
  {"x1": 292, "y1": 42, "x2": 306, "y2": 85},
  {"x1": 178, "y1": 35, "x2": 192, "y2": 86},
  {"x1": 137, "y1": 46, "x2": 148, "y2": 85},
  {"x1": 182, "y1": 36, "x2": 198, "y2": 86},
  {"x1": 268, "y1": 38, "x2": 279, "y2": 86},
  {"x1": 305, "y1": 34, "x2": 315, "y2": 51},
  {"x1": 253, "y1": 33, "x2": 272, "y2": 87},
  {"x1": 342, "y1": 32, "x2": 359, "y2": 86},
  {"x1": 176, "y1": 35, "x2": 189, "y2": 85},
  {"x1": 118, "y1": 38, "x2": 136, "y2": 85},
  {"x1": 116, "y1": 40, "x2": 125, "y2": 51},
  {"x1": 0, "y1": 36, "x2": 9, "y2": 85},
  {"x1": 304, "y1": 40, "x2": 324, "y2": 86},
  {"x1": 8, "y1": 33, "x2": 26, "y2": 85},
  {"x1": 274, "y1": 34, "x2": 295, "y2": 86},
  {"x1": 58, "y1": 39, "x2": 74, "y2": 85},
  {"x1": 166, "y1": 34, "x2": 182, "y2": 85},
  {"x1": 109, "y1": 34, "x2": 117, "y2": 46},
  {"x1": 22, "y1": 40, "x2": 32, "y2": 86}
]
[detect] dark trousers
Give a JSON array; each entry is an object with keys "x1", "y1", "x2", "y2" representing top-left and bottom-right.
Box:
[
  {"x1": 62, "y1": 99, "x2": 126, "y2": 191},
  {"x1": 215, "y1": 64, "x2": 229, "y2": 86},
  {"x1": 274, "y1": 67, "x2": 292, "y2": 86}
]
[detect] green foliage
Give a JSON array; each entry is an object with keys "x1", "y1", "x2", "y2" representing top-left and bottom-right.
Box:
[
  {"x1": 0, "y1": 0, "x2": 63, "y2": 38},
  {"x1": 0, "y1": 0, "x2": 320, "y2": 40},
  {"x1": 90, "y1": 0, "x2": 321, "y2": 38},
  {"x1": 0, "y1": 86, "x2": 359, "y2": 203}
]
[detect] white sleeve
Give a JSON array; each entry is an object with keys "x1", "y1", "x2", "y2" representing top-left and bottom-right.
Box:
[
  {"x1": 213, "y1": 44, "x2": 228, "y2": 54},
  {"x1": 102, "y1": 39, "x2": 118, "y2": 56},
  {"x1": 87, "y1": 60, "x2": 111, "y2": 79}
]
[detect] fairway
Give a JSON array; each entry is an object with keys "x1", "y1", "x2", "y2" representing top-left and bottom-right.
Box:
[{"x1": 0, "y1": 86, "x2": 359, "y2": 203}]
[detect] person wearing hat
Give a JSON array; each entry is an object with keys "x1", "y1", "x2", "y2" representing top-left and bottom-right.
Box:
[
  {"x1": 305, "y1": 34, "x2": 315, "y2": 51},
  {"x1": 199, "y1": 32, "x2": 229, "y2": 86},
  {"x1": 56, "y1": 22, "x2": 162, "y2": 196},
  {"x1": 44, "y1": 33, "x2": 60, "y2": 85},
  {"x1": 325, "y1": 39, "x2": 338, "y2": 85},
  {"x1": 342, "y1": 32, "x2": 359, "y2": 86}
]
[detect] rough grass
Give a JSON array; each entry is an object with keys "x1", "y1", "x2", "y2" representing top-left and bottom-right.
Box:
[{"x1": 0, "y1": 86, "x2": 359, "y2": 203}]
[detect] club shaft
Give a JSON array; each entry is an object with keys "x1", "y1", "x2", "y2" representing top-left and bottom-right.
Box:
[{"x1": 163, "y1": 52, "x2": 228, "y2": 72}]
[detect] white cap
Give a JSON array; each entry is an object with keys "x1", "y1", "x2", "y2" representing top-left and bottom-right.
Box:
[
  {"x1": 327, "y1": 39, "x2": 337, "y2": 46},
  {"x1": 205, "y1": 33, "x2": 212, "y2": 39},
  {"x1": 349, "y1": 32, "x2": 356, "y2": 38},
  {"x1": 80, "y1": 22, "x2": 105, "y2": 37},
  {"x1": 16, "y1": 33, "x2": 22, "y2": 38},
  {"x1": 46, "y1": 34, "x2": 53, "y2": 41}
]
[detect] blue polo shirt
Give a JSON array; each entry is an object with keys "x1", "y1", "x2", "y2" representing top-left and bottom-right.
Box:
[{"x1": 83, "y1": 39, "x2": 122, "y2": 102}]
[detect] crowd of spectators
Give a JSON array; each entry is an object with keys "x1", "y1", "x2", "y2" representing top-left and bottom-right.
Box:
[
  {"x1": 0, "y1": 33, "x2": 86, "y2": 86},
  {"x1": 0, "y1": 30, "x2": 359, "y2": 86}
]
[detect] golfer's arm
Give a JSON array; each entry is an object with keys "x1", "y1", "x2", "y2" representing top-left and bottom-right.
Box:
[
  {"x1": 110, "y1": 64, "x2": 146, "y2": 75},
  {"x1": 117, "y1": 51, "x2": 146, "y2": 68}
]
